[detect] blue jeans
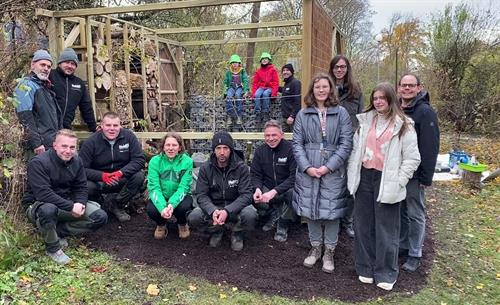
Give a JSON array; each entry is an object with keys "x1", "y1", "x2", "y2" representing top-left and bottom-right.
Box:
[
  {"x1": 400, "y1": 178, "x2": 426, "y2": 257},
  {"x1": 254, "y1": 87, "x2": 272, "y2": 114},
  {"x1": 226, "y1": 87, "x2": 244, "y2": 117}
]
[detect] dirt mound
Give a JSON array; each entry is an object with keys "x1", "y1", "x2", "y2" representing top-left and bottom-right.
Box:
[{"x1": 84, "y1": 212, "x2": 434, "y2": 302}]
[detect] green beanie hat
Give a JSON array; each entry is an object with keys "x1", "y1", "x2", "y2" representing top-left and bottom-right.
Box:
[
  {"x1": 229, "y1": 54, "x2": 242, "y2": 64},
  {"x1": 260, "y1": 52, "x2": 272, "y2": 62}
]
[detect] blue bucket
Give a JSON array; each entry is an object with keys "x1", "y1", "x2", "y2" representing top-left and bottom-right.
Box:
[{"x1": 449, "y1": 151, "x2": 469, "y2": 168}]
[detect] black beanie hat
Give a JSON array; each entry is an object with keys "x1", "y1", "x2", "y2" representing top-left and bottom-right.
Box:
[
  {"x1": 212, "y1": 131, "x2": 234, "y2": 151},
  {"x1": 282, "y1": 63, "x2": 295, "y2": 74}
]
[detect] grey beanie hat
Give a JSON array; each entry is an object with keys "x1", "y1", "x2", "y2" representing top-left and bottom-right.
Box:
[
  {"x1": 58, "y1": 48, "x2": 79, "y2": 66},
  {"x1": 32, "y1": 49, "x2": 53, "y2": 63}
]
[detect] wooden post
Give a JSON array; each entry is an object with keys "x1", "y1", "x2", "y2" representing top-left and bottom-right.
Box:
[
  {"x1": 105, "y1": 17, "x2": 115, "y2": 112},
  {"x1": 175, "y1": 46, "x2": 184, "y2": 107},
  {"x1": 123, "y1": 24, "x2": 133, "y2": 125},
  {"x1": 301, "y1": 0, "x2": 313, "y2": 107},
  {"x1": 155, "y1": 34, "x2": 163, "y2": 127},
  {"x1": 86, "y1": 16, "x2": 96, "y2": 116},
  {"x1": 47, "y1": 17, "x2": 58, "y2": 57},
  {"x1": 141, "y1": 27, "x2": 150, "y2": 128},
  {"x1": 57, "y1": 18, "x2": 65, "y2": 54}
]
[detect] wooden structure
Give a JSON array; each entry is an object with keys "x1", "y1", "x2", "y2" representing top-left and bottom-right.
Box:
[{"x1": 36, "y1": 0, "x2": 344, "y2": 135}]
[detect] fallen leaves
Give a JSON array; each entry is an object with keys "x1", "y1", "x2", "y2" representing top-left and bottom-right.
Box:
[
  {"x1": 146, "y1": 284, "x2": 160, "y2": 296},
  {"x1": 90, "y1": 266, "x2": 107, "y2": 273}
]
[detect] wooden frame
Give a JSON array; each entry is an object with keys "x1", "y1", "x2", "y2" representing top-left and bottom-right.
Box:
[{"x1": 36, "y1": 0, "x2": 344, "y2": 137}]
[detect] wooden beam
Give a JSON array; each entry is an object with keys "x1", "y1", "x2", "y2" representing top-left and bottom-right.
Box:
[
  {"x1": 86, "y1": 16, "x2": 96, "y2": 116},
  {"x1": 123, "y1": 23, "x2": 132, "y2": 121},
  {"x1": 181, "y1": 35, "x2": 302, "y2": 46},
  {"x1": 141, "y1": 27, "x2": 150, "y2": 127},
  {"x1": 35, "y1": 8, "x2": 54, "y2": 17},
  {"x1": 160, "y1": 90, "x2": 178, "y2": 95},
  {"x1": 156, "y1": 19, "x2": 303, "y2": 34},
  {"x1": 100, "y1": 15, "x2": 156, "y2": 34},
  {"x1": 51, "y1": 0, "x2": 274, "y2": 18},
  {"x1": 146, "y1": 35, "x2": 180, "y2": 46},
  {"x1": 154, "y1": 34, "x2": 163, "y2": 126},
  {"x1": 301, "y1": 0, "x2": 313, "y2": 108},
  {"x1": 105, "y1": 17, "x2": 115, "y2": 112},
  {"x1": 47, "y1": 18, "x2": 58, "y2": 57},
  {"x1": 64, "y1": 24, "x2": 81, "y2": 48},
  {"x1": 76, "y1": 131, "x2": 293, "y2": 140}
]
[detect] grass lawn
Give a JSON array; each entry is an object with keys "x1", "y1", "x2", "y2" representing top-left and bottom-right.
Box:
[{"x1": 1, "y1": 181, "x2": 498, "y2": 305}]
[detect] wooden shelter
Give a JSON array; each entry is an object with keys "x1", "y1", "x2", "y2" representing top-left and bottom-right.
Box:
[{"x1": 36, "y1": 0, "x2": 344, "y2": 137}]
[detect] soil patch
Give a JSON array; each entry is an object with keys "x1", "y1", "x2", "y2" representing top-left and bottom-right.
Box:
[{"x1": 84, "y1": 206, "x2": 435, "y2": 302}]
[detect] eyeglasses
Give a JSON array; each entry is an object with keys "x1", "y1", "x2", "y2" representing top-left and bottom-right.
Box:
[
  {"x1": 334, "y1": 64, "x2": 347, "y2": 70},
  {"x1": 399, "y1": 83, "x2": 418, "y2": 88}
]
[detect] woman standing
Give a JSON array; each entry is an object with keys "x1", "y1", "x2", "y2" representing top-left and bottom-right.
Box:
[
  {"x1": 347, "y1": 83, "x2": 420, "y2": 290},
  {"x1": 329, "y1": 54, "x2": 364, "y2": 238},
  {"x1": 292, "y1": 73, "x2": 353, "y2": 273},
  {"x1": 147, "y1": 132, "x2": 194, "y2": 240}
]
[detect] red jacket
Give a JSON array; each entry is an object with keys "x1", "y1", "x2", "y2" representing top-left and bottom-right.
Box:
[{"x1": 251, "y1": 64, "x2": 280, "y2": 97}]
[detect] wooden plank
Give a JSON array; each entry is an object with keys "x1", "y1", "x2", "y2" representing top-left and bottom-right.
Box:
[
  {"x1": 47, "y1": 18, "x2": 58, "y2": 57},
  {"x1": 57, "y1": 18, "x2": 65, "y2": 54},
  {"x1": 64, "y1": 24, "x2": 81, "y2": 48},
  {"x1": 156, "y1": 19, "x2": 303, "y2": 34},
  {"x1": 101, "y1": 15, "x2": 156, "y2": 34},
  {"x1": 123, "y1": 24, "x2": 132, "y2": 120},
  {"x1": 181, "y1": 35, "x2": 302, "y2": 46},
  {"x1": 141, "y1": 27, "x2": 149, "y2": 127},
  {"x1": 52, "y1": 0, "x2": 274, "y2": 18},
  {"x1": 105, "y1": 17, "x2": 115, "y2": 112},
  {"x1": 175, "y1": 46, "x2": 184, "y2": 105},
  {"x1": 155, "y1": 34, "x2": 163, "y2": 126},
  {"x1": 86, "y1": 16, "x2": 96, "y2": 116},
  {"x1": 160, "y1": 90, "x2": 178, "y2": 94},
  {"x1": 301, "y1": 0, "x2": 313, "y2": 107},
  {"x1": 76, "y1": 131, "x2": 293, "y2": 140},
  {"x1": 148, "y1": 35, "x2": 181, "y2": 47},
  {"x1": 35, "y1": 8, "x2": 54, "y2": 17},
  {"x1": 79, "y1": 18, "x2": 86, "y2": 47}
]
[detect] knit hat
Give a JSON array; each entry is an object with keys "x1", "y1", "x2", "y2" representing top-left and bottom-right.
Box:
[
  {"x1": 58, "y1": 48, "x2": 79, "y2": 66},
  {"x1": 229, "y1": 54, "x2": 242, "y2": 64},
  {"x1": 282, "y1": 63, "x2": 295, "y2": 74},
  {"x1": 260, "y1": 52, "x2": 272, "y2": 62},
  {"x1": 32, "y1": 49, "x2": 53, "y2": 63},
  {"x1": 212, "y1": 131, "x2": 234, "y2": 151}
]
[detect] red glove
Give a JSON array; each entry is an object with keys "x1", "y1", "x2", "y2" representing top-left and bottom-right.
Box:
[
  {"x1": 102, "y1": 172, "x2": 116, "y2": 185},
  {"x1": 110, "y1": 170, "x2": 123, "y2": 180}
]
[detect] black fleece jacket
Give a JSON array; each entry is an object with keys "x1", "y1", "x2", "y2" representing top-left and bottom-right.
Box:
[
  {"x1": 49, "y1": 68, "x2": 97, "y2": 132},
  {"x1": 278, "y1": 76, "x2": 301, "y2": 118},
  {"x1": 401, "y1": 90, "x2": 440, "y2": 186},
  {"x1": 195, "y1": 150, "x2": 252, "y2": 217},
  {"x1": 78, "y1": 128, "x2": 145, "y2": 181},
  {"x1": 22, "y1": 149, "x2": 87, "y2": 210},
  {"x1": 250, "y1": 139, "x2": 296, "y2": 194}
]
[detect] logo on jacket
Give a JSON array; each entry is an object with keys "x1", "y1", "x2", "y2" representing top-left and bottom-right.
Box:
[
  {"x1": 285, "y1": 87, "x2": 290, "y2": 91},
  {"x1": 227, "y1": 179, "x2": 239, "y2": 188},
  {"x1": 119, "y1": 143, "x2": 129, "y2": 152},
  {"x1": 277, "y1": 157, "x2": 287, "y2": 163},
  {"x1": 71, "y1": 84, "x2": 81, "y2": 89}
]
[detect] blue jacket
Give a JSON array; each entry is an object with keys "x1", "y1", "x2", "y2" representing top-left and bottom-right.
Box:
[{"x1": 15, "y1": 73, "x2": 61, "y2": 150}]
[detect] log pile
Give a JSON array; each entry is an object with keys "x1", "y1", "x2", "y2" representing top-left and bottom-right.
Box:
[{"x1": 93, "y1": 39, "x2": 113, "y2": 91}]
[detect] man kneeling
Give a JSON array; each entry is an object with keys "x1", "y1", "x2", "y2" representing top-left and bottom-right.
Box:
[
  {"x1": 23, "y1": 129, "x2": 108, "y2": 264},
  {"x1": 188, "y1": 131, "x2": 257, "y2": 251}
]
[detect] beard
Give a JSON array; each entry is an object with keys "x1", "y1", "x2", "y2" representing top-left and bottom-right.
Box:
[{"x1": 35, "y1": 71, "x2": 49, "y2": 81}]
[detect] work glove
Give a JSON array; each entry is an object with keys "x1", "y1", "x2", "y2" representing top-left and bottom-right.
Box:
[
  {"x1": 102, "y1": 172, "x2": 119, "y2": 186},
  {"x1": 110, "y1": 170, "x2": 123, "y2": 181}
]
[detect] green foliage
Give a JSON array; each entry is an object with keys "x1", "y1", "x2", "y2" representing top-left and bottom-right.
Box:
[{"x1": 0, "y1": 211, "x2": 28, "y2": 272}]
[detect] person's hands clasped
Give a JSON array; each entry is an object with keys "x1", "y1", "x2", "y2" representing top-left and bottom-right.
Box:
[
  {"x1": 253, "y1": 188, "x2": 263, "y2": 203},
  {"x1": 306, "y1": 166, "x2": 330, "y2": 178},
  {"x1": 161, "y1": 204, "x2": 174, "y2": 219},
  {"x1": 260, "y1": 189, "x2": 277, "y2": 203},
  {"x1": 71, "y1": 202, "x2": 86, "y2": 217},
  {"x1": 212, "y1": 209, "x2": 228, "y2": 226}
]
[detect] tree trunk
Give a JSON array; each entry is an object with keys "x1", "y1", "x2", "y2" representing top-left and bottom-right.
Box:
[{"x1": 245, "y1": 2, "x2": 261, "y2": 76}]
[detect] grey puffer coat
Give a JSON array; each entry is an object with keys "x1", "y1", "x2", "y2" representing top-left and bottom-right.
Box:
[{"x1": 292, "y1": 105, "x2": 353, "y2": 220}]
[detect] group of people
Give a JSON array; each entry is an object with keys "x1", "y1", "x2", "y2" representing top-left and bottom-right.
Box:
[
  {"x1": 222, "y1": 52, "x2": 301, "y2": 131},
  {"x1": 17, "y1": 49, "x2": 440, "y2": 292}
]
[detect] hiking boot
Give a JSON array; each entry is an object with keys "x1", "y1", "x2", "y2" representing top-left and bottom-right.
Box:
[
  {"x1": 154, "y1": 225, "x2": 167, "y2": 240},
  {"x1": 111, "y1": 207, "x2": 131, "y2": 222},
  {"x1": 273, "y1": 222, "x2": 288, "y2": 242},
  {"x1": 178, "y1": 224, "x2": 190, "y2": 239},
  {"x1": 322, "y1": 245, "x2": 335, "y2": 273},
  {"x1": 46, "y1": 249, "x2": 71, "y2": 265},
  {"x1": 358, "y1": 276, "x2": 374, "y2": 284},
  {"x1": 59, "y1": 238, "x2": 69, "y2": 249},
  {"x1": 236, "y1": 117, "x2": 242, "y2": 125},
  {"x1": 226, "y1": 116, "x2": 233, "y2": 126},
  {"x1": 303, "y1": 244, "x2": 322, "y2": 268},
  {"x1": 230, "y1": 232, "x2": 244, "y2": 252},
  {"x1": 377, "y1": 280, "x2": 396, "y2": 291},
  {"x1": 209, "y1": 231, "x2": 223, "y2": 248},
  {"x1": 402, "y1": 256, "x2": 421, "y2": 272},
  {"x1": 343, "y1": 223, "x2": 355, "y2": 238},
  {"x1": 262, "y1": 209, "x2": 279, "y2": 232}
]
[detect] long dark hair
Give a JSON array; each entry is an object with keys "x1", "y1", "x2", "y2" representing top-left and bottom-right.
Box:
[
  {"x1": 329, "y1": 55, "x2": 361, "y2": 100},
  {"x1": 365, "y1": 82, "x2": 410, "y2": 136},
  {"x1": 304, "y1": 73, "x2": 339, "y2": 107}
]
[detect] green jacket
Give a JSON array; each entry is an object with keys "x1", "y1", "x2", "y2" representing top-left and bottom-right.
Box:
[
  {"x1": 147, "y1": 152, "x2": 193, "y2": 211},
  {"x1": 222, "y1": 67, "x2": 250, "y2": 94}
]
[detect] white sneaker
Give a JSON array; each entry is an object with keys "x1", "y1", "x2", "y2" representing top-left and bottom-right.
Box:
[
  {"x1": 46, "y1": 249, "x2": 71, "y2": 265},
  {"x1": 358, "y1": 276, "x2": 374, "y2": 284},
  {"x1": 377, "y1": 280, "x2": 396, "y2": 291}
]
